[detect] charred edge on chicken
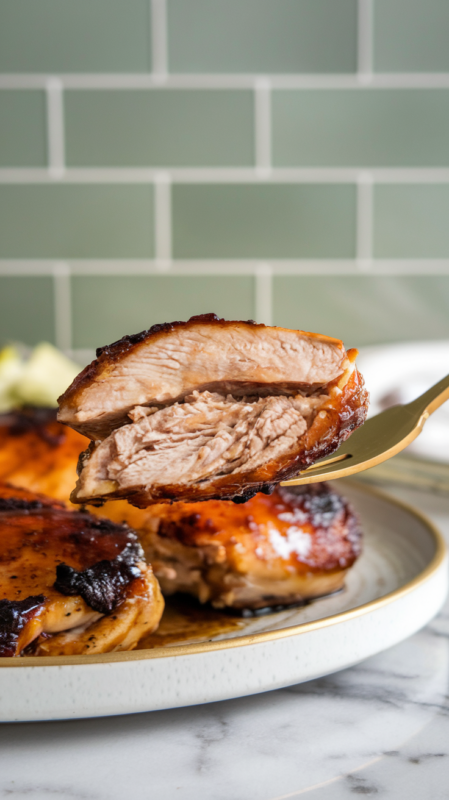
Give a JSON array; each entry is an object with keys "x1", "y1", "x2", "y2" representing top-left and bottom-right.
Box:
[
  {"x1": 229, "y1": 484, "x2": 277, "y2": 504},
  {"x1": 0, "y1": 407, "x2": 66, "y2": 447},
  {"x1": 54, "y1": 542, "x2": 143, "y2": 614},
  {"x1": 0, "y1": 496, "x2": 64, "y2": 512},
  {"x1": 279, "y1": 484, "x2": 362, "y2": 548},
  {"x1": 0, "y1": 595, "x2": 46, "y2": 657},
  {"x1": 61, "y1": 314, "x2": 258, "y2": 403},
  {"x1": 95, "y1": 313, "x2": 256, "y2": 359}
]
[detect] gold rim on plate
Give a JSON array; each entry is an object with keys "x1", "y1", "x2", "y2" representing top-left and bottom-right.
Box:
[{"x1": 1, "y1": 480, "x2": 446, "y2": 668}]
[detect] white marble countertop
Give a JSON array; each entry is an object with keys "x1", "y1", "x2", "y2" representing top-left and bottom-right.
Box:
[{"x1": 1, "y1": 483, "x2": 448, "y2": 800}]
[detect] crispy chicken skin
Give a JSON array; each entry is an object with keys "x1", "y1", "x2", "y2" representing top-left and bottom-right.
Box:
[
  {"x1": 0, "y1": 483, "x2": 164, "y2": 656},
  {"x1": 138, "y1": 483, "x2": 362, "y2": 610},
  {"x1": 59, "y1": 314, "x2": 368, "y2": 506}
]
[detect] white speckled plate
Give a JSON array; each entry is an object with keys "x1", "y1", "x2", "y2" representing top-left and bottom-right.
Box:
[{"x1": 0, "y1": 481, "x2": 446, "y2": 722}]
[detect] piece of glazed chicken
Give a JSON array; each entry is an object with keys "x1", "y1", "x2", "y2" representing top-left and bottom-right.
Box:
[
  {"x1": 0, "y1": 407, "x2": 88, "y2": 505},
  {"x1": 58, "y1": 314, "x2": 369, "y2": 506},
  {"x1": 0, "y1": 483, "x2": 164, "y2": 657},
  {"x1": 0, "y1": 405, "x2": 164, "y2": 533},
  {"x1": 0, "y1": 409, "x2": 361, "y2": 613},
  {"x1": 137, "y1": 483, "x2": 362, "y2": 610}
]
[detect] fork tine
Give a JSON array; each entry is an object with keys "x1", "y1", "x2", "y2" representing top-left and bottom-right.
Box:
[
  {"x1": 281, "y1": 404, "x2": 422, "y2": 486},
  {"x1": 281, "y1": 374, "x2": 449, "y2": 487}
]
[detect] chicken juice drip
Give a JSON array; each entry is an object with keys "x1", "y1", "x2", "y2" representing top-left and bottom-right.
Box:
[{"x1": 137, "y1": 594, "x2": 244, "y2": 649}]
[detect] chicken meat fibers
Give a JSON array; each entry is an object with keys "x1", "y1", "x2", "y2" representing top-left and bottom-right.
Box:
[{"x1": 59, "y1": 315, "x2": 369, "y2": 506}]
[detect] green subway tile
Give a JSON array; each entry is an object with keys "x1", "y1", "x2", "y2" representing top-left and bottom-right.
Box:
[
  {"x1": 273, "y1": 90, "x2": 449, "y2": 167},
  {"x1": 168, "y1": 0, "x2": 357, "y2": 73},
  {"x1": 72, "y1": 276, "x2": 254, "y2": 349},
  {"x1": 273, "y1": 276, "x2": 449, "y2": 347},
  {"x1": 0, "y1": 0, "x2": 150, "y2": 72},
  {"x1": 375, "y1": 0, "x2": 449, "y2": 72},
  {"x1": 0, "y1": 277, "x2": 54, "y2": 347},
  {"x1": 66, "y1": 90, "x2": 253, "y2": 168},
  {"x1": 173, "y1": 185, "x2": 356, "y2": 259},
  {"x1": 0, "y1": 91, "x2": 46, "y2": 167},
  {"x1": 374, "y1": 185, "x2": 449, "y2": 259},
  {"x1": 0, "y1": 185, "x2": 153, "y2": 259}
]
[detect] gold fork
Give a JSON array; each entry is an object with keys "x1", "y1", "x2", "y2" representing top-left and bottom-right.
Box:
[{"x1": 280, "y1": 374, "x2": 449, "y2": 487}]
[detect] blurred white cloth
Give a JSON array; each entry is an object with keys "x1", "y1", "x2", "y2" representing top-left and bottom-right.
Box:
[{"x1": 357, "y1": 341, "x2": 449, "y2": 464}]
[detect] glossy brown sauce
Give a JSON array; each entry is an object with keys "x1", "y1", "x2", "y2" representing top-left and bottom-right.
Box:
[
  {"x1": 137, "y1": 595, "x2": 244, "y2": 649},
  {"x1": 0, "y1": 484, "x2": 144, "y2": 606},
  {"x1": 136, "y1": 586, "x2": 346, "y2": 650}
]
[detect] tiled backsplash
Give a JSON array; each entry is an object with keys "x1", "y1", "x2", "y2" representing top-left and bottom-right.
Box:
[{"x1": 1, "y1": 0, "x2": 449, "y2": 361}]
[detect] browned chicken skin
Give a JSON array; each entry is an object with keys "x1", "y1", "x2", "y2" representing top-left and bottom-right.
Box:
[
  {"x1": 0, "y1": 407, "x2": 89, "y2": 505},
  {"x1": 0, "y1": 483, "x2": 164, "y2": 656},
  {"x1": 58, "y1": 314, "x2": 369, "y2": 506},
  {"x1": 138, "y1": 484, "x2": 362, "y2": 610}
]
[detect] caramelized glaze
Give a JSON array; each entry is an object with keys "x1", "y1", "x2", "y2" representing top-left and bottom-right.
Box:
[
  {"x1": 0, "y1": 483, "x2": 164, "y2": 656},
  {"x1": 0, "y1": 408, "x2": 88, "y2": 505},
  {"x1": 152, "y1": 484, "x2": 361, "y2": 575},
  {"x1": 140, "y1": 484, "x2": 362, "y2": 610}
]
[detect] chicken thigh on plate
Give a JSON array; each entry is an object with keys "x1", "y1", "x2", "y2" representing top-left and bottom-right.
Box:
[
  {"x1": 138, "y1": 483, "x2": 362, "y2": 611},
  {"x1": 0, "y1": 483, "x2": 164, "y2": 657}
]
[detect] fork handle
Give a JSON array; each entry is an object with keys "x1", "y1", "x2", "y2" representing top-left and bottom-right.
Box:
[{"x1": 407, "y1": 373, "x2": 449, "y2": 420}]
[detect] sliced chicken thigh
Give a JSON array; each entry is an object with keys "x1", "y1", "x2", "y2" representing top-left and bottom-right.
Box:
[{"x1": 59, "y1": 315, "x2": 368, "y2": 505}]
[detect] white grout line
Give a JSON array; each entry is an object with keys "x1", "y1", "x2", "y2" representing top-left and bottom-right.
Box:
[
  {"x1": 357, "y1": 0, "x2": 373, "y2": 84},
  {"x1": 254, "y1": 78, "x2": 272, "y2": 176},
  {"x1": 3, "y1": 260, "x2": 449, "y2": 277},
  {"x1": 0, "y1": 262, "x2": 56, "y2": 275},
  {"x1": 6, "y1": 73, "x2": 449, "y2": 90},
  {"x1": 45, "y1": 78, "x2": 65, "y2": 179},
  {"x1": 154, "y1": 172, "x2": 172, "y2": 268},
  {"x1": 3, "y1": 167, "x2": 449, "y2": 184},
  {"x1": 52, "y1": 262, "x2": 72, "y2": 351},
  {"x1": 255, "y1": 263, "x2": 273, "y2": 324},
  {"x1": 150, "y1": 0, "x2": 168, "y2": 81},
  {"x1": 0, "y1": 75, "x2": 49, "y2": 89},
  {"x1": 356, "y1": 172, "x2": 373, "y2": 269}
]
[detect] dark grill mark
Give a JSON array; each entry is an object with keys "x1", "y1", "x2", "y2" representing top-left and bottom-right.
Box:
[
  {"x1": 0, "y1": 407, "x2": 66, "y2": 447},
  {"x1": 54, "y1": 543, "x2": 143, "y2": 614},
  {"x1": 283, "y1": 484, "x2": 346, "y2": 528},
  {"x1": 0, "y1": 595, "x2": 46, "y2": 657},
  {"x1": 0, "y1": 497, "x2": 46, "y2": 512}
]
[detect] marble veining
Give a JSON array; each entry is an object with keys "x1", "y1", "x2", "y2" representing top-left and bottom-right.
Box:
[{"x1": 0, "y1": 485, "x2": 449, "y2": 799}]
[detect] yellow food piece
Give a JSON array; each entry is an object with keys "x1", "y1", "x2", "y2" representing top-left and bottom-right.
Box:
[
  {"x1": 0, "y1": 343, "x2": 80, "y2": 410},
  {"x1": 0, "y1": 346, "x2": 23, "y2": 412}
]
